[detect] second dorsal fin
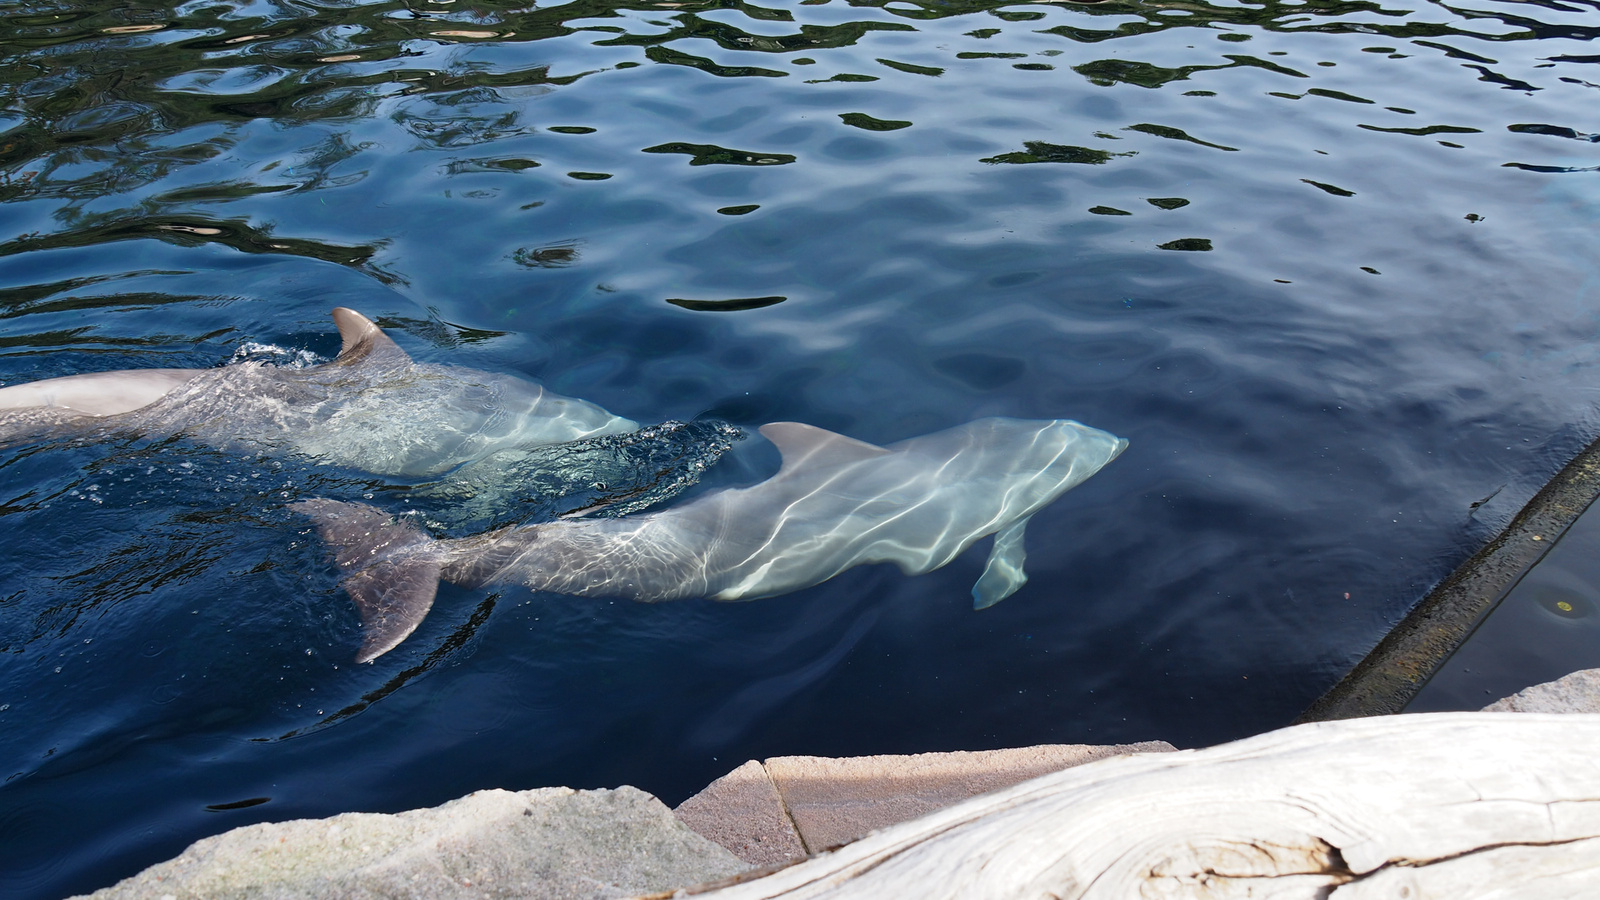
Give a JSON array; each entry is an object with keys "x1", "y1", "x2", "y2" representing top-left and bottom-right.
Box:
[
  {"x1": 758, "y1": 422, "x2": 890, "y2": 472},
  {"x1": 330, "y1": 308, "x2": 412, "y2": 367}
]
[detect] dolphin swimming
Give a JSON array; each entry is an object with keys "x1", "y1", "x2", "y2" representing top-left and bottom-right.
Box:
[
  {"x1": 0, "y1": 309, "x2": 638, "y2": 477},
  {"x1": 294, "y1": 417, "x2": 1127, "y2": 662}
]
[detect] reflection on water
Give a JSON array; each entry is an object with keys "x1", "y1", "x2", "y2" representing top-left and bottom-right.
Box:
[{"x1": 5, "y1": 0, "x2": 1600, "y2": 895}]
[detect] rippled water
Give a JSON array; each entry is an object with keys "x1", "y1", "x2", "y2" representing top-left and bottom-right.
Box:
[{"x1": 5, "y1": 0, "x2": 1600, "y2": 895}]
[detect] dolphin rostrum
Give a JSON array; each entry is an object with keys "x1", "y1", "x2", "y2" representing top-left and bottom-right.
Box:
[
  {"x1": 0, "y1": 309, "x2": 638, "y2": 477},
  {"x1": 294, "y1": 417, "x2": 1127, "y2": 662}
]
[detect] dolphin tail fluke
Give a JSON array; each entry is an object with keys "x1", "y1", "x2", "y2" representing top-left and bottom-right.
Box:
[
  {"x1": 290, "y1": 499, "x2": 442, "y2": 663},
  {"x1": 972, "y1": 516, "x2": 1030, "y2": 610}
]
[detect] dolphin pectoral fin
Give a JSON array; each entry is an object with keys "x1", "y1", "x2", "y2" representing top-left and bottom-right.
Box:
[
  {"x1": 329, "y1": 308, "x2": 413, "y2": 368},
  {"x1": 290, "y1": 498, "x2": 443, "y2": 663},
  {"x1": 972, "y1": 517, "x2": 1030, "y2": 610},
  {"x1": 342, "y1": 559, "x2": 442, "y2": 664}
]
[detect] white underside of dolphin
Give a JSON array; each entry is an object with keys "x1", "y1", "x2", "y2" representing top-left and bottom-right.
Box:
[
  {"x1": 295, "y1": 417, "x2": 1127, "y2": 662},
  {"x1": 0, "y1": 309, "x2": 638, "y2": 477}
]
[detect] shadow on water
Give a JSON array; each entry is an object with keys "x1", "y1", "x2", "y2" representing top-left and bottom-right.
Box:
[{"x1": 271, "y1": 592, "x2": 503, "y2": 742}]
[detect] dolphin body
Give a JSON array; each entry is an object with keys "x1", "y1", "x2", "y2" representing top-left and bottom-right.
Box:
[
  {"x1": 0, "y1": 309, "x2": 638, "y2": 477},
  {"x1": 295, "y1": 417, "x2": 1127, "y2": 662}
]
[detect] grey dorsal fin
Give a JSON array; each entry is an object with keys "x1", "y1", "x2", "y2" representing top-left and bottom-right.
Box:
[
  {"x1": 330, "y1": 308, "x2": 412, "y2": 367},
  {"x1": 758, "y1": 422, "x2": 890, "y2": 472}
]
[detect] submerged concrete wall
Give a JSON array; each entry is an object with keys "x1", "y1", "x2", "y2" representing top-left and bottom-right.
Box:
[{"x1": 1301, "y1": 434, "x2": 1600, "y2": 721}]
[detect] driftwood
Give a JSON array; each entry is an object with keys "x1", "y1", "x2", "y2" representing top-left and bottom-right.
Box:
[{"x1": 691, "y1": 713, "x2": 1600, "y2": 899}]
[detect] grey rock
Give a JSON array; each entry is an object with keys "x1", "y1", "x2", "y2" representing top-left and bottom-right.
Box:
[
  {"x1": 1483, "y1": 667, "x2": 1600, "y2": 713},
  {"x1": 73, "y1": 786, "x2": 747, "y2": 900}
]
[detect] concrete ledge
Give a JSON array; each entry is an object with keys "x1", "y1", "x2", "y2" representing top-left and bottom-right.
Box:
[
  {"x1": 673, "y1": 760, "x2": 806, "y2": 869},
  {"x1": 673, "y1": 741, "x2": 1175, "y2": 865}
]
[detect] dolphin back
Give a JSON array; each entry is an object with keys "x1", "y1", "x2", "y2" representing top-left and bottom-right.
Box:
[
  {"x1": 293, "y1": 416, "x2": 1129, "y2": 662},
  {"x1": 739, "y1": 417, "x2": 1127, "y2": 603},
  {"x1": 0, "y1": 368, "x2": 203, "y2": 416},
  {"x1": 0, "y1": 368, "x2": 206, "y2": 447},
  {"x1": 502, "y1": 417, "x2": 1129, "y2": 607}
]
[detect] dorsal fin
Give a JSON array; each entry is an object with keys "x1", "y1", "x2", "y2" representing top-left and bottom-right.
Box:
[
  {"x1": 759, "y1": 422, "x2": 890, "y2": 472},
  {"x1": 330, "y1": 308, "x2": 411, "y2": 367}
]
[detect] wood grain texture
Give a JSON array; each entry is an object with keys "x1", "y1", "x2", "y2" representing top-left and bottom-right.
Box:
[{"x1": 690, "y1": 714, "x2": 1600, "y2": 899}]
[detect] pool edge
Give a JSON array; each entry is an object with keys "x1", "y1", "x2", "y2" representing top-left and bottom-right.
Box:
[{"x1": 1297, "y1": 432, "x2": 1600, "y2": 722}]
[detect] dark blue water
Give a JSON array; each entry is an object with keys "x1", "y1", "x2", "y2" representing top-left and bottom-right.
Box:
[
  {"x1": 1410, "y1": 495, "x2": 1600, "y2": 712},
  {"x1": 5, "y1": 0, "x2": 1600, "y2": 895}
]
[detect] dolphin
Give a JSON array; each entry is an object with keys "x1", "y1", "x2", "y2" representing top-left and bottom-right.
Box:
[
  {"x1": 0, "y1": 309, "x2": 638, "y2": 477},
  {"x1": 294, "y1": 417, "x2": 1127, "y2": 662}
]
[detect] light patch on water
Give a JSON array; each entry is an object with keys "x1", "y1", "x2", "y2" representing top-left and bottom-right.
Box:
[{"x1": 227, "y1": 342, "x2": 326, "y2": 369}]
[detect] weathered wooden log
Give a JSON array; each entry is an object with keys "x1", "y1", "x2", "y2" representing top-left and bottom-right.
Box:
[{"x1": 690, "y1": 713, "x2": 1600, "y2": 899}]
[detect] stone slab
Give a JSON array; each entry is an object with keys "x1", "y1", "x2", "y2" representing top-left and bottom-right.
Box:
[
  {"x1": 1483, "y1": 667, "x2": 1600, "y2": 713},
  {"x1": 73, "y1": 786, "x2": 746, "y2": 900},
  {"x1": 673, "y1": 760, "x2": 807, "y2": 869},
  {"x1": 764, "y1": 741, "x2": 1175, "y2": 852}
]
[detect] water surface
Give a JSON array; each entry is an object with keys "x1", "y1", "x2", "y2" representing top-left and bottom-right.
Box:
[{"x1": 5, "y1": 0, "x2": 1600, "y2": 895}]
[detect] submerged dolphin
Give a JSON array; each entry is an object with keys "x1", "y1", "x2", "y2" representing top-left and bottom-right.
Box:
[
  {"x1": 0, "y1": 309, "x2": 637, "y2": 477},
  {"x1": 295, "y1": 417, "x2": 1127, "y2": 662}
]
